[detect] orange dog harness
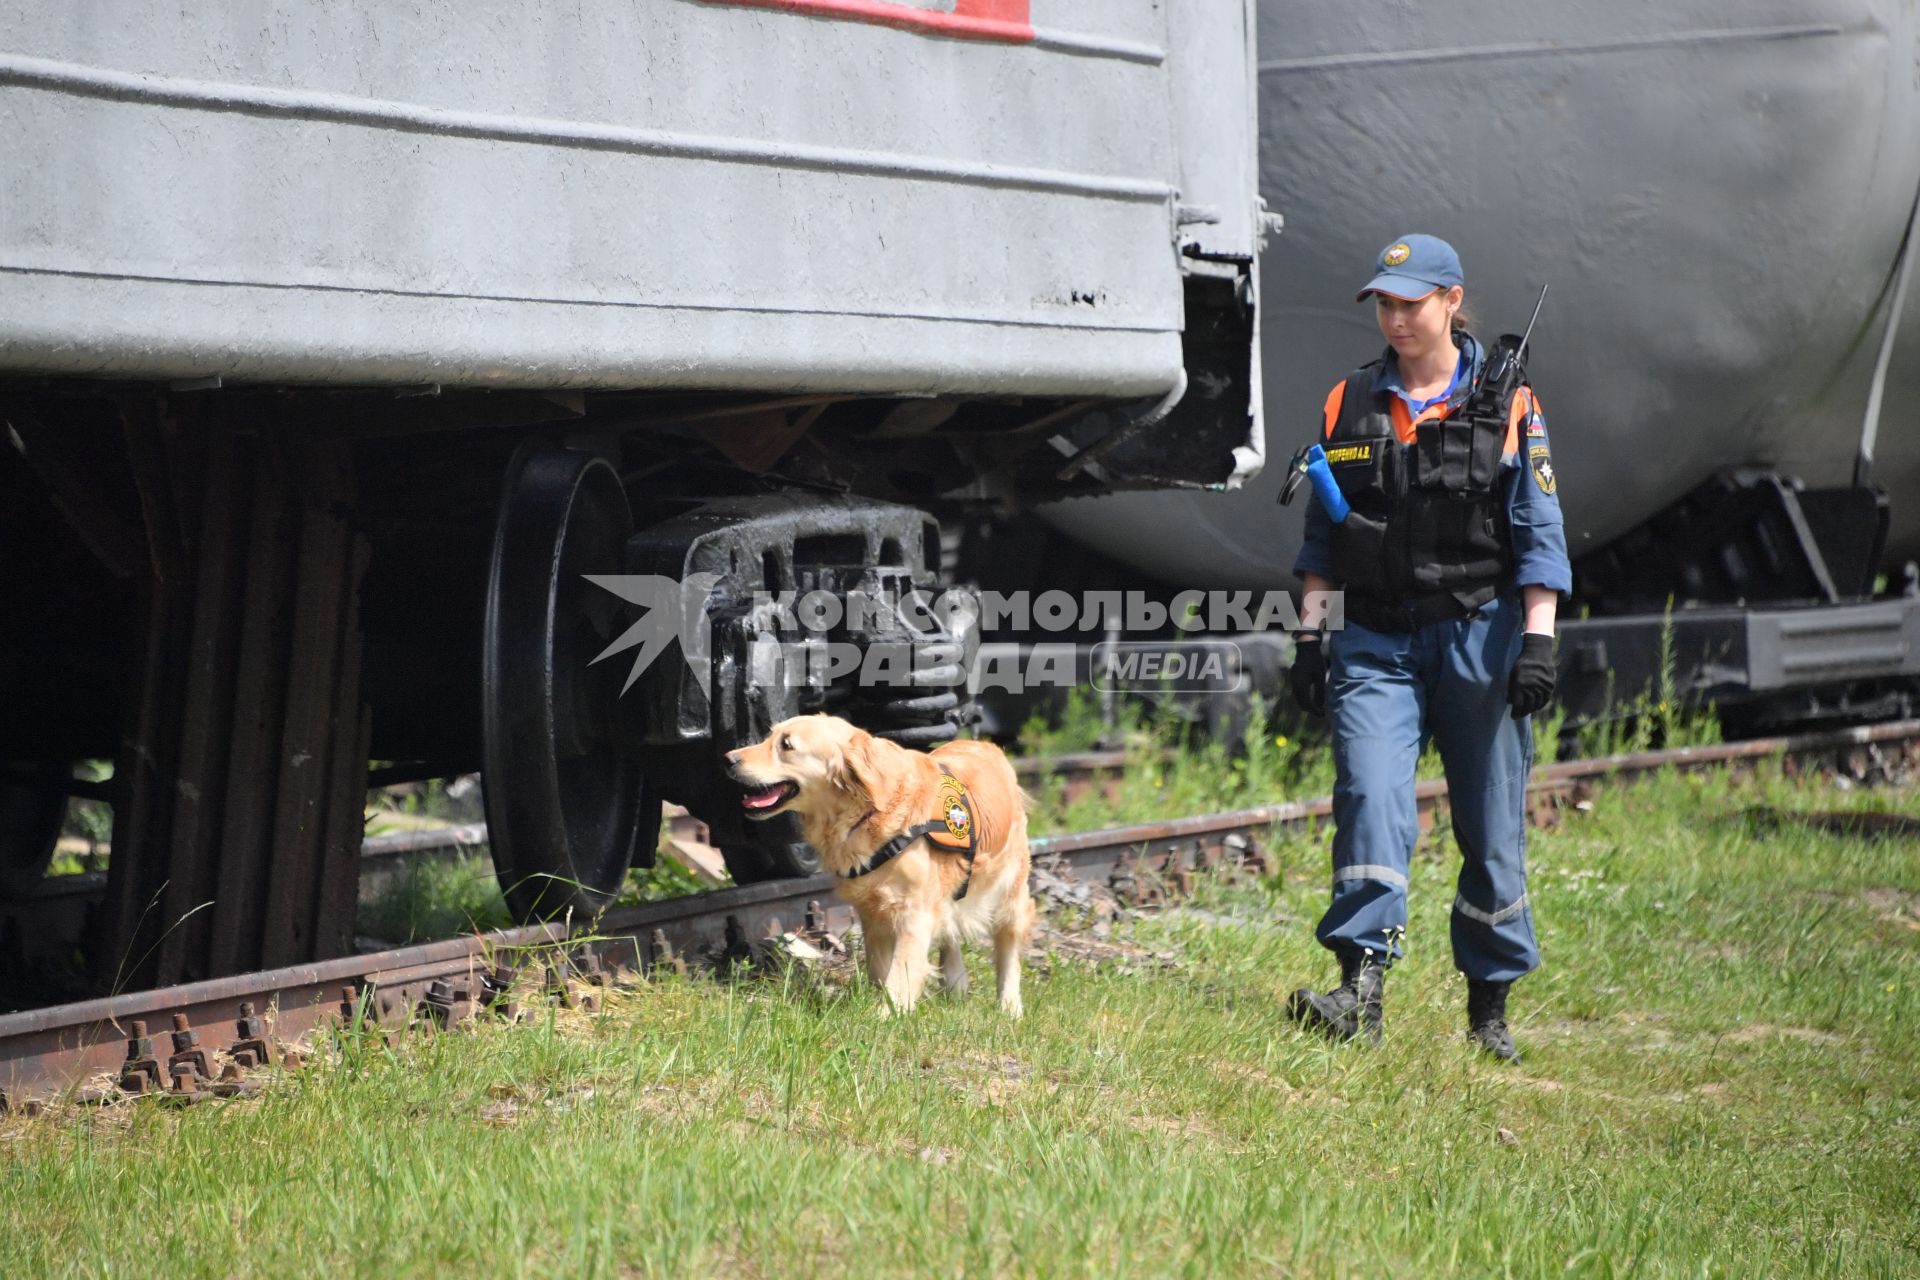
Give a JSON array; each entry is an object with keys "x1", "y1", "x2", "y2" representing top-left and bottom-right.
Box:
[{"x1": 839, "y1": 763, "x2": 979, "y2": 900}]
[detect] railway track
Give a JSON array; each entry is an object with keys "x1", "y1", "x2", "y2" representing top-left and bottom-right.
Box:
[
  {"x1": 1, "y1": 720, "x2": 1914, "y2": 1112},
  {"x1": 350, "y1": 749, "x2": 1138, "y2": 880},
  {"x1": 0, "y1": 751, "x2": 1138, "y2": 979}
]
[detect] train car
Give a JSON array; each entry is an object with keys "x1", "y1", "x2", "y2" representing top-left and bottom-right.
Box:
[
  {"x1": 1039, "y1": 0, "x2": 1920, "y2": 732},
  {"x1": 0, "y1": 0, "x2": 1266, "y2": 992}
]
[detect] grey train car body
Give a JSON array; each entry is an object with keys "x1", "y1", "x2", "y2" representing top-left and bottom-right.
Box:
[
  {"x1": 1038, "y1": 0, "x2": 1920, "y2": 732},
  {"x1": 0, "y1": 1, "x2": 1264, "y2": 993},
  {"x1": 1047, "y1": 0, "x2": 1920, "y2": 576},
  {"x1": 1, "y1": 0, "x2": 1259, "y2": 407}
]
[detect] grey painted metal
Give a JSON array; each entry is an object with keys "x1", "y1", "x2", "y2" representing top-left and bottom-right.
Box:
[
  {"x1": 1745, "y1": 598, "x2": 1920, "y2": 688},
  {"x1": 1168, "y1": 0, "x2": 1268, "y2": 486},
  {"x1": 1856, "y1": 182, "x2": 1915, "y2": 486},
  {"x1": 1880, "y1": 182, "x2": 1920, "y2": 551},
  {"x1": 0, "y1": 1, "x2": 1258, "y2": 402},
  {"x1": 1044, "y1": 0, "x2": 1920, "y2": 579}
]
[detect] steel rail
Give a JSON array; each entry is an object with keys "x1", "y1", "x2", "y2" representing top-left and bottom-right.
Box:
[
  {"x1": 36, "y1": 752, "x2": 1135, "y2": 868},
  {"x1": 1, "y1": 719, "x2": 1913, "y2": 1110}
]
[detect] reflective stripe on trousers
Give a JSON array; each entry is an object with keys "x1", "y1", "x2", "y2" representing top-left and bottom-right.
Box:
[{"x1": 1453, "y1": 891, "x2": 1529, "y2": 927}]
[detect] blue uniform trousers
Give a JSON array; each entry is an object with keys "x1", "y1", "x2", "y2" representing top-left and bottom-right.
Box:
[{"x1": 1316, "y1": 593, "x2": 1540, "y2": 982}]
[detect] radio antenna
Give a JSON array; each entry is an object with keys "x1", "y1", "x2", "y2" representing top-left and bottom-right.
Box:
[{"x1": 1515, "y1": 283, "x2": 1549, "y2": 362}]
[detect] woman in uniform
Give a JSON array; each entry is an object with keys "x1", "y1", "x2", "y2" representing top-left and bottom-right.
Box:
[{"x1": 1285, "y1": 234, "x2": 1570, "y2": 1062}]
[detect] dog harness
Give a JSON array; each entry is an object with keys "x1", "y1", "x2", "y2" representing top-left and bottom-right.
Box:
[{"x1": 837, "y1": 763, "x2": 979, "y2": 901}]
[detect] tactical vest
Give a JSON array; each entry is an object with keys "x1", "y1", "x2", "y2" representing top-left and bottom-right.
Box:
[{"x1": 1322, "y1": 359, "x2": 1517, "y2": 614}]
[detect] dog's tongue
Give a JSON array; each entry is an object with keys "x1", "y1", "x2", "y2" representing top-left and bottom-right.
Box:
[{"x1": 742, "y1": 785, "x2": 786, "y2": 810}]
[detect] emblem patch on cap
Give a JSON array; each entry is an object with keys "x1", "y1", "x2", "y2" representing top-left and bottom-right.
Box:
[
  {"x1": 1383, "y1": 242, "x2": 1412, "y2": 267},
  {"x1": 1529, "y1": 443, "x2": 1557, "y2": 494}
]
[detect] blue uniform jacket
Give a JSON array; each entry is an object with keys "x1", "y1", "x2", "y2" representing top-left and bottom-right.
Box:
[{"x1": 1292, "y1": 333, "x2": 1573, "y2": 596}]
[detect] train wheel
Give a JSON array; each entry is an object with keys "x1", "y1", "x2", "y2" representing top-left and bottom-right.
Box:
[
  {"x1": 0, "y1": 769, "x2": 67, "y2": 896},
  {"x1": 482, "y1": 444, "x2": 660, "y2": 921},
  {"x1": 716, "y1": 825, "x2": 821, "y2": 883}
]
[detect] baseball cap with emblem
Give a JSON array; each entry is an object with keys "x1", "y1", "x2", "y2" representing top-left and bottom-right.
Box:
[{"x1": 1356, "y1": 234, "x2": 1464, "y2": 302}]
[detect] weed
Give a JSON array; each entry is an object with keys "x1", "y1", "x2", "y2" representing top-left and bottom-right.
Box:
[
  {"x1": 357, "y1": 845, "x2": 719, "y2": 945},
  {"x1": 1017, "y1": 683, "x2": 1140, "y2": 757},
  {"x1": 1575, "y1": 602, "x2": 1724, "y2": 757}
]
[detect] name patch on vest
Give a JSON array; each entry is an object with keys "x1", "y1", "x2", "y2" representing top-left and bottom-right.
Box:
[{"x1": 1324, "y1": 443, "x2": 1374, "y2": 466}]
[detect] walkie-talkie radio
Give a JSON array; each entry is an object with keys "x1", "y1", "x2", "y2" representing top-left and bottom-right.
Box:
[{"x1": 1467, "y1": 283, "x2": 1549, "y2": 419}]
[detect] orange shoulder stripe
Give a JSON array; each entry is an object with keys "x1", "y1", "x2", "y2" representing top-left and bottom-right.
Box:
[
  {"x1": 1504, "y1": 386, "x2": 1534, "y2": 455},
  {"x1": 1321, "y1": 381, "x2": 1346, "y2": 439}
]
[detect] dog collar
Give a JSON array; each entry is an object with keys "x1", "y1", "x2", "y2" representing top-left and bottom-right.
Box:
[{"x1": 837, "y1": 763, "x2": 979, "y2": 900}]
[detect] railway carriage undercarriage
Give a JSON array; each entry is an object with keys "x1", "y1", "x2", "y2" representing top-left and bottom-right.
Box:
[{"x1": 0, "y1": 320, "x2": 1264, "y2": 992}]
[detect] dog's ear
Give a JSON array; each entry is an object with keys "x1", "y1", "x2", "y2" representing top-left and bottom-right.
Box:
[{"x1": 832, "y1": 730, "x2": 885, "y2": 802}]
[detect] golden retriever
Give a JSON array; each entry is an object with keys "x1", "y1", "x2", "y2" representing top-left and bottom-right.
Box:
[{"x1": 725, "y1": 714, "x2": 1034, "y2": 1016}]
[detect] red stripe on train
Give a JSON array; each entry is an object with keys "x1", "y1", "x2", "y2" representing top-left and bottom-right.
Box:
[{"x1": 705, "y1": 0, "x2": 1034, "y2": 43}]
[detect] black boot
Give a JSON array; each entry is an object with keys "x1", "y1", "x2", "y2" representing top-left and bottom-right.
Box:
[
  {"x1": 1467, "y1": 979, "x2": 1520, "y2": 1063},
  {"x1": 1286, "y1": 950, "x2": 1385, "y2": 1045}
]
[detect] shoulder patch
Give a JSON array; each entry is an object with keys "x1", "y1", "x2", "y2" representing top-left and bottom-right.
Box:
[
  {"x1": 1529, "y1": 443, "x2": 1557, "y2": 494},
  {"x1": 1526, "y1": 410, "x2": 1546, "y2": 438}
]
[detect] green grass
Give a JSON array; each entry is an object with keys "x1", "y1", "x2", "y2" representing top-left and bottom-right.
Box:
[
  {"x1": 1024, "y1": 695, "x2": 1469, "y2": 836},
  {"x1": 355, "y1": 849, "x2": 718, "y2": 945},
  {"x1": 1013, "y1": 672, "x2": 1727, "y2": 841},
  {"x1": 4, "y1": 759, "x2": 1915, "y2": 1277},
  {"x1": 355, "y1": 851, "x2": 516, "y2": 943}
]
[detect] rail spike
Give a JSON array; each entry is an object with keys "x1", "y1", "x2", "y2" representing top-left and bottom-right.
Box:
[
  {"x1": 119, "y1": 1018, "x2": 167, "y2": 1096},
  {"x1": 229, "y1": 1001, "x2": 273, "y2": 1069}
]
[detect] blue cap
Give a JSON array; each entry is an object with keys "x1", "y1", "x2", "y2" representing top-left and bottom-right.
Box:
[{"x1": 1356, "y1": 234, "x2": 1464, "y2": 302}]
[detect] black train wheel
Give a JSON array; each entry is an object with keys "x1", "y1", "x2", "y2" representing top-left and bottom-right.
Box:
[{"x1": 482, "y1": 444, "x2": 659, "y2": 921}]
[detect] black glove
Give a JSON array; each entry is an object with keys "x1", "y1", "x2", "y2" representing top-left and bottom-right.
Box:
[
  {"x1": 1507, "y1": 632, "x2": 1557, "y2": 719},
  {"x1": 1289, "y1": 635, "x2": 1327, "y2": 718}
]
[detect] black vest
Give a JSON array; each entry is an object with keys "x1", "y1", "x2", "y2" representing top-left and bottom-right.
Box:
[{"x1": 1322, "y1": 356, "x2": 1518, "y2": 619}]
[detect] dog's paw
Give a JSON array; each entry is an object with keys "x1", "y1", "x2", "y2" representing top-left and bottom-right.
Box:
[{"x1": 999, "y1": 995, "x2": 1024, "y2": 1019}]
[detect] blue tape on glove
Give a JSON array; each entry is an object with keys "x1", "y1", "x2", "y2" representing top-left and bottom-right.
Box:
[{"x1": 1304, "y1": 445, "x2": 1350, "y2": 523}]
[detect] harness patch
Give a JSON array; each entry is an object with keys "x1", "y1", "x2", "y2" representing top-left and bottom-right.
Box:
[
  {"x1": 1529, "y1": 444, "x2": 1557, "y2": 494},
  {"x1": 926, "y1": 773, "x2": 974, "y2": 852},
  {"x1": 840, "y1": 763, "x2": 979, "y2": 899},
  {"x1": 1324, "y1": 443, "x2": 1373, "y2": 466}
]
